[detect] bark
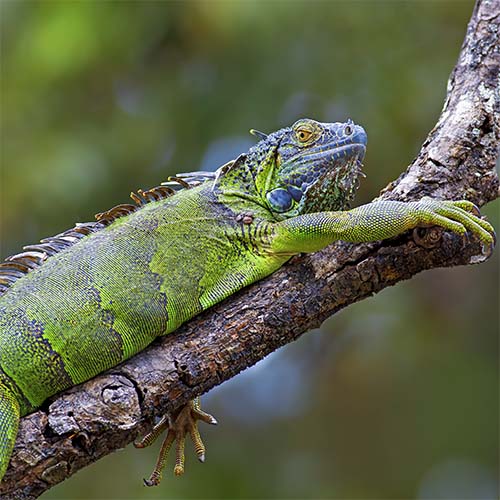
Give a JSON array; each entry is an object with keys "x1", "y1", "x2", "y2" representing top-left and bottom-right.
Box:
[{"x1": 1, "y1": 1, "x2": 499, "y2": 498}]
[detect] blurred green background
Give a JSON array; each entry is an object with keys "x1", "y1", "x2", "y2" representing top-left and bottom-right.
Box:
[{"x1": 1, "y1": 1, "x2": 498, "y2": 499}]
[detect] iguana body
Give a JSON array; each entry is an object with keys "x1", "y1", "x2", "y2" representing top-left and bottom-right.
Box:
[{"x1": 0, "y1": 119, "x2": 495, "y2": 486}]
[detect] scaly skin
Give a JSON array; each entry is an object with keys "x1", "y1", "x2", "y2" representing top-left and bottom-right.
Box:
[{"x1": 0, "y1": 118, "x2": 495, "y2": 484}]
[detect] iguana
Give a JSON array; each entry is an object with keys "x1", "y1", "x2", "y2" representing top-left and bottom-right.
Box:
[{"x1": 0, "y1": 118, "x2": 495, "y2": 488}]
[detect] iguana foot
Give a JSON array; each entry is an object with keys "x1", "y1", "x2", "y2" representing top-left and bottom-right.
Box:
[
  {"x1": 134, "y1": 397, "x2": 217, "y2": 487},
  {"x1": 413, "y1": 198, "x2": 496, "y2": 252}
]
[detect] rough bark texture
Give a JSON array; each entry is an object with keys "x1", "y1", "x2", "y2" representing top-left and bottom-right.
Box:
[{"x1": 1, "y1": 1, "x2": 499, "y2": 498}]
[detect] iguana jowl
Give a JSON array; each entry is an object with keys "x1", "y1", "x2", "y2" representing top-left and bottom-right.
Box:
[{"x1": 0, "y1": 118, "x2": 495, "y2": 486}]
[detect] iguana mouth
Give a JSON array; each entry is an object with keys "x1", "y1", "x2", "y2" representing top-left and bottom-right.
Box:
[
  {"x1": 289, "y1": 142, "x2": 366, "y2": 168},
  {"x1": 283, "y1": 143, "x2": 366, "y2": 195}
]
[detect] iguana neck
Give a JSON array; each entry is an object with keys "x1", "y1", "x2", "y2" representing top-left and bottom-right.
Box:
[{"x1": 214, "y1": 138, "x2": 281, "y2": 215}]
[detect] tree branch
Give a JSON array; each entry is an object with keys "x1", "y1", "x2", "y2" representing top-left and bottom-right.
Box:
[{"x1": 2, "y1": 1, "x2": 498, "y2": 497}]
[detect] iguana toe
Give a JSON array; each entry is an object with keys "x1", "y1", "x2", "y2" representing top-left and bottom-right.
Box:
[{"x1": 135, "y1": 397, "x2": 216, "y2": 486}]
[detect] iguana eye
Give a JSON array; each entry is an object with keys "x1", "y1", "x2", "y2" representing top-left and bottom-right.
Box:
[
  {"x1": 296, "y1": 128, "x2": 313, "y2": 143},
  {"x1": 344, "y1": 125, "x2": 353, "y2": 136},
  {"x1": 266, "y1": 188, "x2": 293, "y2": 213}
]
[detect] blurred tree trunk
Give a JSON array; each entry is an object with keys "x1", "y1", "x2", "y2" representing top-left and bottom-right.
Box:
[{"x1": 1, "y1": 0, "x2": 498, "y2": 497}]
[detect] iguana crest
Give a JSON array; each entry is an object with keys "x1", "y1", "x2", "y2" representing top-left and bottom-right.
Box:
[{"x1": 0, "y1": 172, "x2": 222, "y2": 296}]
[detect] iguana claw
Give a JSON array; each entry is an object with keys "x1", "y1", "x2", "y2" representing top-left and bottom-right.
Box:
[
  {"x1": 416, "y1": 199, "x2": 496, "y2": 248},
  {"x1": 134, "y1": 397, "x2": 217, "y2": 486}
]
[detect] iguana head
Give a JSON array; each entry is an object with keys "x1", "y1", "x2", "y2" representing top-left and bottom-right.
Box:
[{"x1": 217, "y1": 118, "x2": 367, "y2": 218}]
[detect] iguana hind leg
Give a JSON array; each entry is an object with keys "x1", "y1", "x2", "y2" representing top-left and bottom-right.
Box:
[
  {"x1": 0, "y1": 385, "x2": 20, "y2": 481},
  {"x1": 134, "y1": 397, "x2": 217, "y2": 486}
]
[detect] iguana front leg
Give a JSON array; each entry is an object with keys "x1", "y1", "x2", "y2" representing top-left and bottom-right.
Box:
[
  {"x1": 134, "y1": 398, "x2": 217, "y2": 486},
  {"x1": 270, "y1": 199, "x2": 495, "y2": 254}
]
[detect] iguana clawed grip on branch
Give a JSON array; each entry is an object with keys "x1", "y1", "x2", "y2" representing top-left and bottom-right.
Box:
[{"x1": 0, "y1": 119, "x2": 495, "y2": 486}]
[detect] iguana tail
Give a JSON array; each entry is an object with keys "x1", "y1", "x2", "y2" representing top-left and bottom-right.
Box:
[{"x1": 0, "y1": 384, "x2": 19, "y2": 481}]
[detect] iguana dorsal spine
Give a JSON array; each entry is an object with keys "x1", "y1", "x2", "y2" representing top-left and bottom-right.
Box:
[{"x1": 0, "y1": 172, "x2": 220, "y2": 297}]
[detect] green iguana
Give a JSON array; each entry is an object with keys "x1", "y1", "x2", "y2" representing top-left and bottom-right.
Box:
[{"x1": 0, "y1": 118, "x2": 495, "y2": 487}]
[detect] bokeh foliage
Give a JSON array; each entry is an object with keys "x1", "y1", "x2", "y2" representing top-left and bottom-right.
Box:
[{"x1": 0, "y1": 1, "x2": 498, "y2": 499}]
